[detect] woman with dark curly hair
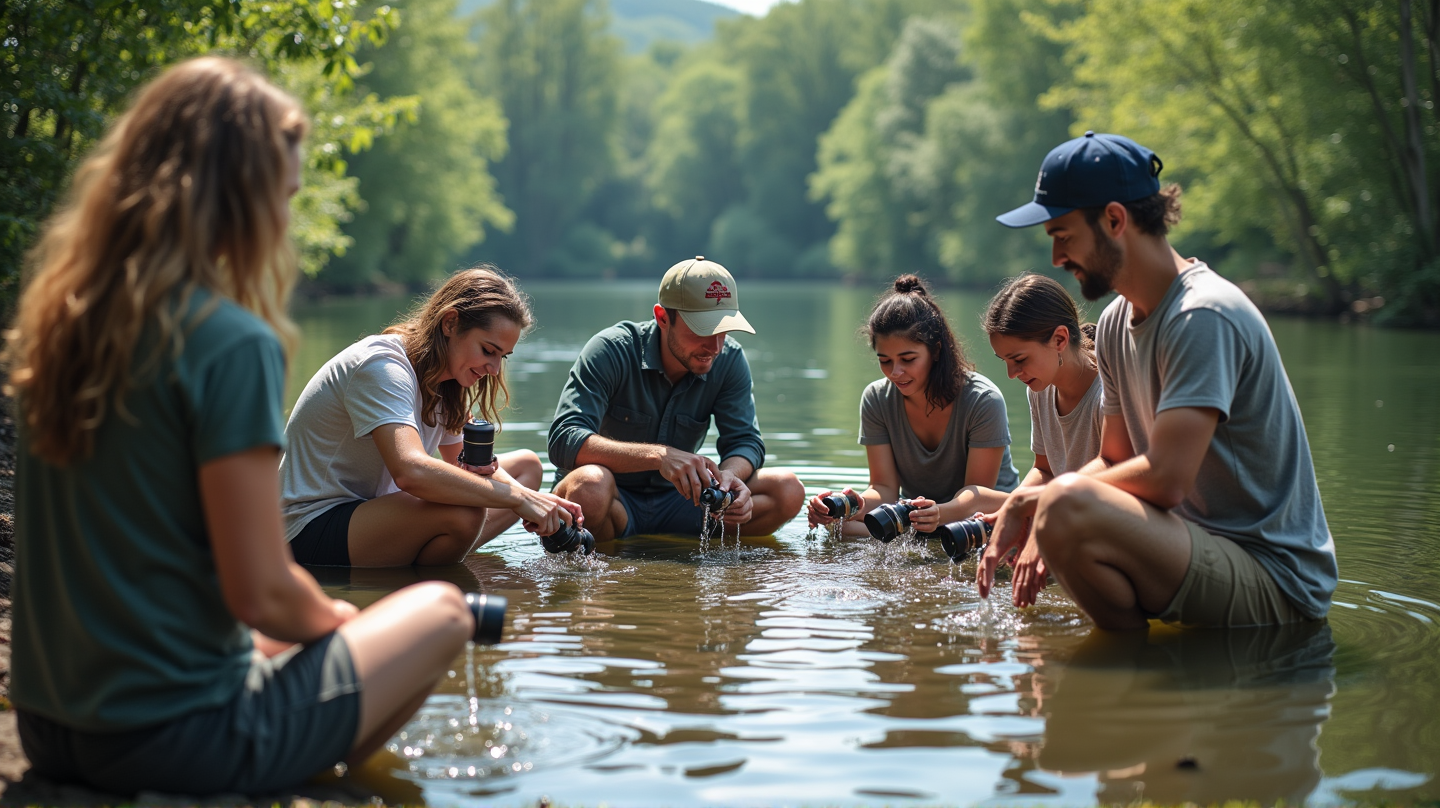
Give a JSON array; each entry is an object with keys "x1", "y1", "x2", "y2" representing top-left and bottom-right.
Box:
[{"x1": 807, "y1": 274, "x2": 1017, "y2": 538}]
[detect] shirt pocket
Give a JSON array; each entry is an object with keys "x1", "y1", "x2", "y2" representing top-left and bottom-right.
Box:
[
  {"x1": 601, "y1": 405, "x2": 654, "y2": 443},
  {"x1": 672, "y1": 413, "x2": 710, "y2": 453}
]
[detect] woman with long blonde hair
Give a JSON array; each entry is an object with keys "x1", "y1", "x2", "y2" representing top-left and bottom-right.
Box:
[
  {"x1": 6, "y1": 57, "x2": 478, "y2": 794},
  {"x1": 279, "y1": 265, "x2": 578, "y2": 567}
]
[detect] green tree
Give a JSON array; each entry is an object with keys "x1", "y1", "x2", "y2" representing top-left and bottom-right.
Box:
[
  {"x1": 0, "y1": 0, "x2": 404, "y2": 302},
  {"x1": 644, "y1": 60, "x2": 747, "y2": 255},
  {"x1": 472, "y1": 0, "x2": 622, "y2": 275},
  {"x1": 1047, "y1": 0, "x2": 1440, "y2": 322},
  {"x1": 810, "y1": 6, "x2": 1072, "y2": 285},
  {"x1": 321, "y1": 0, "x2": 511, "y2": 286},
  {"x1": 715, "y1": 0, "x2": 874, "y2": 272}
]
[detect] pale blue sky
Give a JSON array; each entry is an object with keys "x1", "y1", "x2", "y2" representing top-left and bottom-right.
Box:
[{"x1": 707, "y1": 0, "x2": 788, "y2": 16}]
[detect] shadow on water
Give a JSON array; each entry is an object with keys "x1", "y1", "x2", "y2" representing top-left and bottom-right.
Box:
[{"x1": 1038, "y1": 623, "x2": 1335, "y2": 806}]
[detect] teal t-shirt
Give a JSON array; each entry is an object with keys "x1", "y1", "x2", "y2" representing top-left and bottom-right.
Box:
[{"x1": 11, "y1": 290, "x2": 287, "y2": 732}]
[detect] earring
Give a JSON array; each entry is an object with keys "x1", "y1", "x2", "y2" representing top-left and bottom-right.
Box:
[{"x1": 1058, "y1": 354, "x2": 1064, "y2": 367}]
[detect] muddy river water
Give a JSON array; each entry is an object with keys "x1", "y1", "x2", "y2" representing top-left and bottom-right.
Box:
[{"x1": 288, "y1": 280, "x2": 1440, "y2": 806}]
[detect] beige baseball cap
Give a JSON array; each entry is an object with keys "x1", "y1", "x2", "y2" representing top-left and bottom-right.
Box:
[{"x1": 657, "y1": 256, "x2": 755, "y2": 336}]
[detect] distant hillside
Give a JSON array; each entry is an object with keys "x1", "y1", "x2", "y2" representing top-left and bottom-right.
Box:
[
  {"x1": 610, "y1": 0, "x2": 740, "y2": 50},
  {"x1": 456, "y1": 0, "x2": 741, "y2": 52}
]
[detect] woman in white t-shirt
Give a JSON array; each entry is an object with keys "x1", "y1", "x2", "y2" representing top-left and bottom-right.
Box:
[
  {"x1": 981, "y1": 273, "x2": 1103, "y2": 606},
  {"x1": 806, "y1": 275, "x2": 1018, "y2": 538},
  {"x1": 281, "y1": 267, "x2": 580, "y2": 566}
]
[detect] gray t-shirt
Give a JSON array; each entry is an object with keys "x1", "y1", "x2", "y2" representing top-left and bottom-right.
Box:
[
  {"x1": 1096, "y1": 262, "x2": 1337, "y2": 619},
  {"x1": 858, "y1": 373, "x2": 1019, "y2": 500},
  {"x1": 1027, "y1": 374, "x2": 1103, "y2": 475},
  {"x1": 280, "y1": 334, "x2": 460, "y2": 540}
]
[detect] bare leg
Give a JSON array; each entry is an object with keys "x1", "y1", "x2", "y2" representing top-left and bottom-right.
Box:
[
  {"x1": 738, "y1": 469, "x2": 806, "y2": 536},
  {"x1": 339, "y1": 582, "x2": 470, "y2": 757},
  {"x1": 552, "y1": 464, "x2": 629, "y2": 541},
  {"x1": 1032, "y1": 473, "x2": 1192, "y2": 631},
  {"x1": 348, "y1": 493, "x2": 487, "y2": 567},
  {"x1": 474, "y1": 449, "x2": 543, "y2": 546}
]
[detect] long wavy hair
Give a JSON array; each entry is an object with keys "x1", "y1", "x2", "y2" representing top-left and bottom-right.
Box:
[
  {"x1": 865, "y1": 274, "x2": 972, "y2": 413},
  {"x1": 383, "y1": 266, "x2": 533, "y2": 433},
  {"x1": 982, "y1": 273, "x2": 1096, "y2": 357},
  {"x1": 5, "y1": 57, "x2": 305, "y2": 466}
]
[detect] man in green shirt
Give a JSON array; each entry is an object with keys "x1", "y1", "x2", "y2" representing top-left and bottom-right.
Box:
[{"x1": 549, "y1": 257, "x2": 805, "y2": 541}]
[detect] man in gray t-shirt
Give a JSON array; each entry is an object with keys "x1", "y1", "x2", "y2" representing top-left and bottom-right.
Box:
[{"x1": 978, "y1": 132, "x2": 1336, "y2": 629}]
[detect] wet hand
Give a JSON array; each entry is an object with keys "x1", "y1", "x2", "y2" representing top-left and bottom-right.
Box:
[
  {"x1": 1011, "y1": 537, "x2": 1048, "y2": 608},
  {"x1": 516, "y1": 488, "x2": 569, "y2": 537},
  {"x1": 807, "y1": 487, "x2": 862, "y2": 528},
  {"x1": 907, "y1": 496, "x2": 939, "y2": 534},
  {"x1": 977, "y1": 485, "x2": 1043, "y2": 599},
  {"x1": 660, "y1": 448, "x2": 718, "y2": 506},
  {"x1": 715, "y1": 470, "x2": 753, "y2": 525}
]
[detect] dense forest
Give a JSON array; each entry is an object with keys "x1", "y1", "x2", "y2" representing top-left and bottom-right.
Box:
[{"x1": 5, "y1": 0, "x2": 1440, "y2": 324}]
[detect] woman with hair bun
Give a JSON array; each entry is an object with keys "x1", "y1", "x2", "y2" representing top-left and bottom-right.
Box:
[
  {"x1": 6, "y1": 58, "x2": 481, "y2": 795},
  {"x1": 807, "y1": 274, "x2": 1018, "y2": 538},
  {"x1": 980, "y1": 273, "x2": 1103, "y2": 606}
]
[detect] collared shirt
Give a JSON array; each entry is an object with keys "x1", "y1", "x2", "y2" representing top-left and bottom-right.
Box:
[{"x1": 548, "y1": 319, "x2": 766, "y2": 494}]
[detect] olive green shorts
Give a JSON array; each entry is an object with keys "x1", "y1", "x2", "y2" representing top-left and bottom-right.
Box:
[{"x1": 1152, "y1": 520, "x2": 1310, "y2": 627}]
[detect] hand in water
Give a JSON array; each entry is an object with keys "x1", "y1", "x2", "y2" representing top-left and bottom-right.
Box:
[
  {"x1": 976, "y1": 484, "x2": 1043, "y2": 599},
  {"x1": 1010, "y1": 537, "x2": 1049, "y2": 608}
]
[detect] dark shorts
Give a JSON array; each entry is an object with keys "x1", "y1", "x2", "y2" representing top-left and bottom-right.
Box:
[
  {"x1": 17, "y1": 632, "x2": 361, "y2": 797},
  {"x1": 290, "y1": 500, "x2": 362, "y2": 566},
  {"x1": 616, "y1": 486, "x2": 708, "y2": 538}
]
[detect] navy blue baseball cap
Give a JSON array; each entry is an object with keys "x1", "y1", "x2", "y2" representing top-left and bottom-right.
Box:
[{"x1": 996, "y1": 131, "x2": 1164, "y2": 228}]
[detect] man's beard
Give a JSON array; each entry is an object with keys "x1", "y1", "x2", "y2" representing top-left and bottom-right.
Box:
[
  {"x1": 666, "y1": 327, "x2": 717, "y2": 375},
  {"x1": 1067, "y1": 223, "x2": 1124, "y2": 300}
]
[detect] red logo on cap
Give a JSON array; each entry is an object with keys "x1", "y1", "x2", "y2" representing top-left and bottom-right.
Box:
[{"x1": 704, "y1": 281, "x2": 731, "y2": 305}]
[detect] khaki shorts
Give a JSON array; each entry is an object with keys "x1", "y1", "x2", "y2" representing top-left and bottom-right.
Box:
[{"x1": 1153, "y1": 520, "x2": 1309, "y2": 627}]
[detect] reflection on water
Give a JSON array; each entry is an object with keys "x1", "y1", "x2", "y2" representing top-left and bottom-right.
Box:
[
  {"x1": 290, "y1": 281, "x2": 1440, "y2": 806},
  {"x1": 1039, "y1": 624, "x2": 1334, "y2": 805}
]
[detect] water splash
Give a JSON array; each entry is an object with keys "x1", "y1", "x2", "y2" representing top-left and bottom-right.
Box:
[{"x1": 465, "y1": 642, "x2": 479, "y2": 733}]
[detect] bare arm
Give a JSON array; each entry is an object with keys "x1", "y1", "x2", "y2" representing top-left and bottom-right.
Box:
[
  {"x1": 962, "y1": 446, "x2": 1005, "y2": 489},
  {"x1": 1024, "y1": 453, "x2": 1055, "y2": 487},
  {"x1": 575, "y1": 433, "x2": 718, "y2": 504},
  {"x1": 1077, "y1": 413, "x2": 1135, "y2": 475},
  {"x1": 927, "y1": 446, "x2": 1012, "y2": 526},
  {"x1": 201, "y1": 446, "x2": 352, "y2": 643},
  {"x1": 1085, "y1": 406, "x2": 1219, "y2": 509},
  {"x1": 374, "y1": 424, "x2": 574, "y2": 533}
]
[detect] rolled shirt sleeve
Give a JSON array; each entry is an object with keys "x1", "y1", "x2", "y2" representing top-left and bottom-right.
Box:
[
  {"x1": 548, "y1": 332, "x2": 623, "y2": 471},
  {"x1": 712, "y1": 343, "x2": 765, "y2": 471}
]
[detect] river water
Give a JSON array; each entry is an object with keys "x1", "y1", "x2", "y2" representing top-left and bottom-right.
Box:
[{"x1": 290, "y1": 280, "x2": 1440, "y2": 806}]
